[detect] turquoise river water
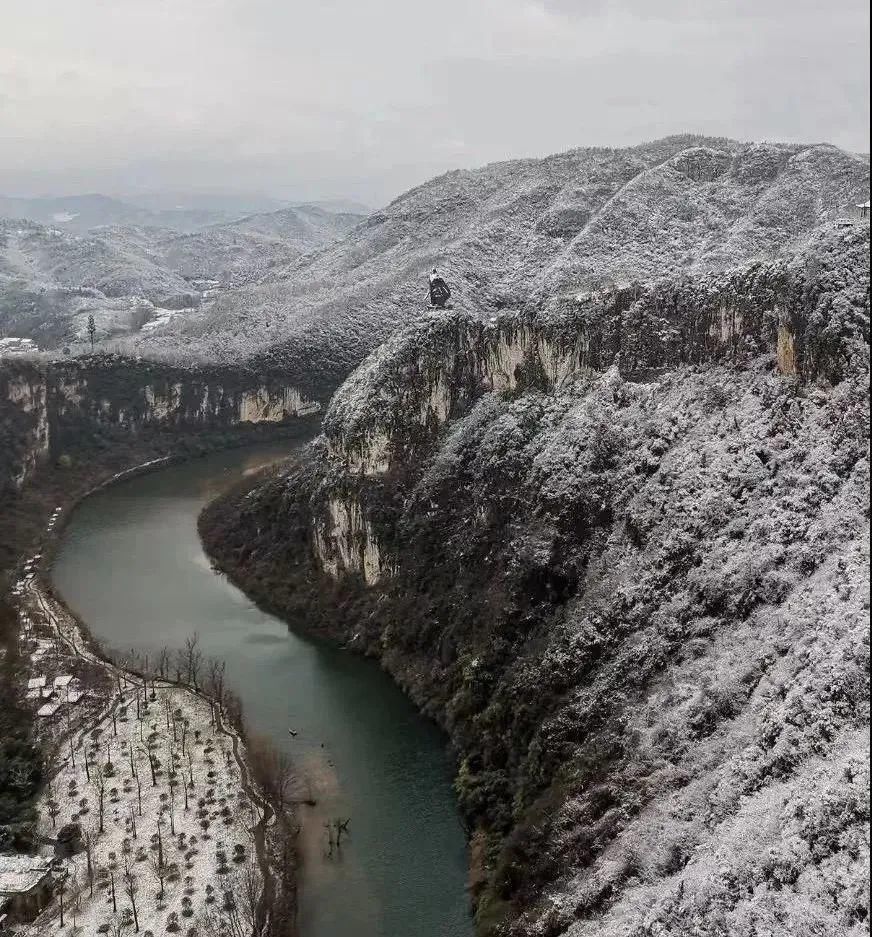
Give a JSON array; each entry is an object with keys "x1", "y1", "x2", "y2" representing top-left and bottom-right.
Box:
[{"x1": 51, "y1": 440, "x2": 471, "y2": 937}]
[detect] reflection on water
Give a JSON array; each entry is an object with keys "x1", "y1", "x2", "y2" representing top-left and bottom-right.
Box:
[{"x1": 51, "y1": 440, "x2": 471, "y2": 937}]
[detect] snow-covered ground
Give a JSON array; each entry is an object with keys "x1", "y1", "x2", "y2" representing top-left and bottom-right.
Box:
[
  {"x1": 8, "y1": 554, "x2": 277, "y2": 937},
  {"x1": 0, "y1": 337, "x2": 39, "y2": 357}
]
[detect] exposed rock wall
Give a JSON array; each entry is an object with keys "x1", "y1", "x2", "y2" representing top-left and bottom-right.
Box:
[
  {"x1": 0, "y1": 363, "x2": 51, "y2": 490},
  {"x1": 0, "y1": 355, "x2": 322, "y2": 492},
  {"x1": 314, "y1": 224, "x2": 869, "y2": 580},
  {"x1": 312, "y1": 494, "x2": 386, "y2": 584},
  {"x1": 200, "y1": 222, "x2": 869, "y2": 936}
]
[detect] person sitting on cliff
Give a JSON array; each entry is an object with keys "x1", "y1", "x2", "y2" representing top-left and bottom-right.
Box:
[{"x1": 428, "y1": 268, "x2": 451, "y2": 309}]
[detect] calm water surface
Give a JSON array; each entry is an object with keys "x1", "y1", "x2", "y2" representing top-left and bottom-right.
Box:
[{"x1": 52, "y1": 441, "x2": 470, "y2": 937}]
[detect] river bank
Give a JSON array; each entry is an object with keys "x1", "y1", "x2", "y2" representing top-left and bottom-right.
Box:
[
  {"x1": 0, "y1": 431, "x2": 318, "y2": 935},
  {"x1": 9, "y1": 566, "x2": 295, "y2": 935},
  {"x1": 51, "y1": 443, "x2": 471, "y2": 937}
]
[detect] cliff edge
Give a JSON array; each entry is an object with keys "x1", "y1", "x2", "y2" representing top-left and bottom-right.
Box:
[{"x1": 201, "y1": 221, "x2": 870, "y2": 936}]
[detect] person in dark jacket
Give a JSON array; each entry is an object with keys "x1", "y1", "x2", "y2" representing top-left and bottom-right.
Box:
[{"x1": 428, "y1": 268, "x2": 451, "y2": 308}]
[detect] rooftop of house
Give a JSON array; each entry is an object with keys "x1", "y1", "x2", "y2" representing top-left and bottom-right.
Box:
[{"x1": 0, "y1": 855, "x2": 52, "y2": 895}]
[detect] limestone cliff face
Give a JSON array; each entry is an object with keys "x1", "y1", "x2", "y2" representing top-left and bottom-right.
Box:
[
  {"x1": 202, "y1": 221, "x2": 869, "y2": 937},
  {"x1": 312, "y1": 495, "x2": 386, "y2": 585},
  {"x1": 0, "y1": 364, "x2": 51, "y2": 489},
  {"x1": 0, "y1": 355, "x2": 322, "y2": 492}
]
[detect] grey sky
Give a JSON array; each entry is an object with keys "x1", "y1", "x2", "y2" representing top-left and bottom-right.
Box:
[{"x1": 1, "y1": 0, "x2": 869, "y2": 207}]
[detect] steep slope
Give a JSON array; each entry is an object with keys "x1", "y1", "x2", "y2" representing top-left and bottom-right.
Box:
[
  {"x1": 200, "y1": 222, "x2": 870, "y2": 936},
  {"x1": 137, "y1": 137, "x2": 869, "y2": 396}
]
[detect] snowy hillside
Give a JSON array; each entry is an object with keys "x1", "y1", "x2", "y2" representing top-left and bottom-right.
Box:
[
  {"x1": 131, "y1": 136, "x2": 869, "y2": 394},
  {"x1": 0, "y1": 220, "x2": 198, "y2": 349},
  {"x1": 152, "y1": 205, "x2": 365, "y2": 287},
  {"x1": 0, "y1": 204, "x2": 363, "y2": 351},
  {"x1": 201, "y1": 220, "x2": 870, "y2": 937}
]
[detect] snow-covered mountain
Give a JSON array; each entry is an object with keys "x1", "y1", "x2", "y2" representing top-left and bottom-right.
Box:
[
  {"x1": 0, "y1": 204, "x2": 364, "y2": 350},
  {"x1": 131, "y1": 136, "x2": 869, "y2": 394},
  {"x1": 201, "y1": 215, "x2": 871, "y2": 937},
  {"x1": 152, "y1": 204, "x2": 366, "y2": 287}
]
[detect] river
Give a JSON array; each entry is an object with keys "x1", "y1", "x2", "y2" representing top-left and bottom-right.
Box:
[{"x1": 51, "y1": 440, "x2": 471, "y2": 937}]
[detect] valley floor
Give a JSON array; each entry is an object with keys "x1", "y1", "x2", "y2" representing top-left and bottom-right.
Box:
[{"x1": 4, "y1": 494, "x2": 297, "y2": 936}]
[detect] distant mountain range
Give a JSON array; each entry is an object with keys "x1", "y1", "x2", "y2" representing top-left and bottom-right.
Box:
[
  {"x1": 0, "y1": 201, "x2": 366, "y2": 349},
  {"x1": 0, "y1": 193, "x2": 229, "y2": 235},
  {"x1": 0, "y1": 192, "x2": 372, "y2": 236}
]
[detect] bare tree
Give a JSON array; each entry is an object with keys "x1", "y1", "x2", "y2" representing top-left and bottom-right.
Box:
[
  {"x1": 196, "y1": 855, "x2": 261, "y2": 937},
  {"x1": 247, "y1": 734, "x2": 294, "y2": 813},
  {"x1": 183, "y1": 633, "x2": 203, "y2": 689},
  {"x1": 167, "y1": 778, "x2": 176, "y2": 836},
  {"x1": 108, "y1": 852, "x2": 118, "y2": 913},
  {"x1": 132, "y1": 757, "x2": 142, "y2": 816},
  {"x1": 123, "y1": 855, "x2": 139, "y2": 932},
  {"x1": 155, "y1": 814, "x2": 165, "y2": 873},
  {"x1": 91, "y1": 762, "x2": 107, "y2": 834},
  {"x1": 149, "y1": 847, "x2": 168, "y2": 908},
  {"x1": 57, "y1": 868, "x2": 68, "y2": 926},
  {"x1": 45, "y1": 778, "x2": 61, "y2": 830},
  {"x1": 140, "y1": 744, "x2": 157, "y2": 787},
  {"x1": 205, "y1": 658, "x2": 227, "y2": 709},
  {"x1": 65, "y1": 710, "x2": 77, "y2": 769},
  {"x1": 82, "y1": 826, "x2": 96, "y2": 897}
]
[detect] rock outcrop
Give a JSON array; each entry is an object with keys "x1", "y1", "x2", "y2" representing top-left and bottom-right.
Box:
[
  {"x1": 315, "y1": 223, "x2": 869, "y2": 581},
  {"x1": 0, "y1": 355, "x2": 321, "y2": 493}
]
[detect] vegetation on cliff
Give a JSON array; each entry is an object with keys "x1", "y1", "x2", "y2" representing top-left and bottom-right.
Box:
[
  {"x1": 200, "y1": 224, "x2": 870, "y2": 936},
  {"x1": 137, "y1": 137, "x2": 868, "y2": 387}
]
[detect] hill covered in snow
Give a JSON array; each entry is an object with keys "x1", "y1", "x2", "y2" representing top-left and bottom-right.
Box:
[
  {"x1": 201, "y1": 217, "x2": 871, "y2": 937},
  {"x1": 0, "y1": 204, "x2": 364, "y2": 351},
  {"x1": 152, "y1": 204, "x2": 365, "y2": 287},
  {"x1": 131, "y1": 135, "x2": 869, "y2": 395}
]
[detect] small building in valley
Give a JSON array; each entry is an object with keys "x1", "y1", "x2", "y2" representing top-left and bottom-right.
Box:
[{"x1": 0, "y1": 854, "x2": 54, "y2": 924}]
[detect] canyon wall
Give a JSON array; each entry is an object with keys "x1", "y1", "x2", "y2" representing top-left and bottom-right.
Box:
[
  {"x1": 201, "y1": 221, "x2": 869, "y2": 936},
  {"x1": 0, "y1": 355, "x2": 321, "y2": 494},
  {"x1": 314, "y1": 223, "x2": 869, "y2": 583},
  {"x1": 0, "y1": 364, "x2": 51, "y2": 489}
]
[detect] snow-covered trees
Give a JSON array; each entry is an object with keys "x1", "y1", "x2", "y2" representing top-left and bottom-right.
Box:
[{"x1": 202, "y1": 217, "x2": 869, "y2": 935}]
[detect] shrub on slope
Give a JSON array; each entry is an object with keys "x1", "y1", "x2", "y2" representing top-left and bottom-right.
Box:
[{"x1": 200, "y1": 224, "x2": 870, "y2": 936}]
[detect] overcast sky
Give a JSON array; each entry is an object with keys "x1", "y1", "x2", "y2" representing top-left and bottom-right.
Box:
[{"x1": 1, "y1": 0, "x2": 869, "y2": 208}]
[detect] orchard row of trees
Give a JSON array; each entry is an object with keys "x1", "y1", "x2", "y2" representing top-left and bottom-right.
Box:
[
  {"x1": 105, "y1": 633, "x2": 243, "y2": 732},
  {"x1": 99, "y1": 633, "x2": 301, "y2": 932}
]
